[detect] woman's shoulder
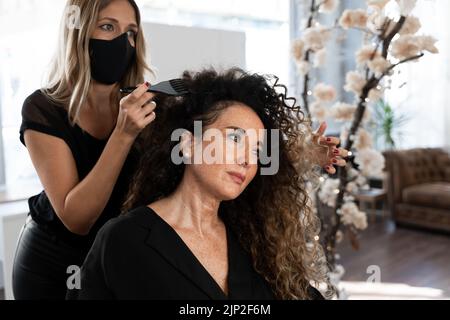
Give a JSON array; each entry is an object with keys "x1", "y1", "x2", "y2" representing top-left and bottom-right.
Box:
[
  {"x1": 25, "y1": 88, "x2": 47, "y2": 101},
  {"x1": 307, "y1": 285, "x2": 325, "y2": 300},
  {"x1": 24, "y1": 89, "x2": 55, "y2": 108},
  {"x1": 20, "y1": 89, "x2": 73, "y2": 146},
  {"x1": 96, "y1": 206, "x2": 154, "y2": 240},
  {"x1": 22, "y1": 89, "x2": 66, "y2": 119}
]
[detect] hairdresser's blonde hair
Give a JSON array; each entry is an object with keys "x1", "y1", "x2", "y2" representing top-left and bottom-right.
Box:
[{"x1": 44, "y1": 0, "x2": 152, "y2": 125}]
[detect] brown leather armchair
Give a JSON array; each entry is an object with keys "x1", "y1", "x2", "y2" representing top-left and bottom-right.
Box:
[{"x1": 383, "y1": 148, "x2": 450, "y2": 232}]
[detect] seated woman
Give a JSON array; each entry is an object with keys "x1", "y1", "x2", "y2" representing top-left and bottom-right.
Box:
[{"x1": 69, "y1": 68, "x2": 348, "y2": 300}]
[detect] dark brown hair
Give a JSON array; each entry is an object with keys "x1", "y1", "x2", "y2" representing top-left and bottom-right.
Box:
[{"x1": 123, "y1": 68, "x2": 334, "y2": 299}]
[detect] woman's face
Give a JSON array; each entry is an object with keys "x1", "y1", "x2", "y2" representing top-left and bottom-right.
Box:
[
  {"x1": 91, "y1": 0, "x2": 138, "y2": 47},
  {"x1": 185, "y1": 103, "x2": 265, "y2": 201}
]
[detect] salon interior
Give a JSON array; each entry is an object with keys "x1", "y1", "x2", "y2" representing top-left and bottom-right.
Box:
[{"x1": 0, "y1": 0, "x2": 449, "y2": 301}]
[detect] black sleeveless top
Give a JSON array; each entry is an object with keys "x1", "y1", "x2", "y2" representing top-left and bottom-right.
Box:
[{"x1": 19, "y1": 89, "x2": 138, "y2": 251}]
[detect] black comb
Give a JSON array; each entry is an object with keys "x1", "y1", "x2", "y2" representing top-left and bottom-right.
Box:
[{"x1": 120, "y1": 79, "x2": 189, "y2": 96}]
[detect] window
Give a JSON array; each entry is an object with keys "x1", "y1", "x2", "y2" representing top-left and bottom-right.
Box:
[
  {"x1": 384, "y1": 0, "x2": 450, "y2": 149},
  {"x1": 0, "y1": 0, "x2": 65, "y2": 191}
]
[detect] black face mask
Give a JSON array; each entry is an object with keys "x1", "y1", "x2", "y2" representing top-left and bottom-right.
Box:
[{"x1": 89, "y1": 32, "x2": 136, "y2": 85}]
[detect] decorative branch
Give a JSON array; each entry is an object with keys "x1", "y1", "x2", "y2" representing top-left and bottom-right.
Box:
[
  {"x1": 323, "y1": 15, "x2": 415, "y2": 267},
  {"x1": 292, "y1": 2, "x2": 439, "y2": 300},
  {"x1": 301, "y1": 0, "x2": 318, "y2": 118},
  {"x1": 382, "y1": 53, "x2": 424, "y2": 78},
  {"x1": 292, "y1": 3, "x2": 438, "y2": 299}
]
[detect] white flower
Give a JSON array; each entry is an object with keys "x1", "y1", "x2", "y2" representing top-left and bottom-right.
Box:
[
  {"x1": 356, "y1": 45, "x2": 381, "y2": 66},
  {"x1": 313, "y1": 83, "x2": 337, "y2": 102},
  {"x1": 348, "y1": 167, "x2": 370, "y2": 190},
  {"x1": 355, "y1": 128, "x2": 374, "y2": 150},
  {"x1": 335, "y1": 230, "x2": 344, "y2": 244},
  {"x1": 367, "y1": 11, "x2": 395, "y2": 35},
  {"x1": 346, "y1": 181, "x2": 359, "y2": 194},
  {"x1": 367, "y1": 56, "x2": 392, "y2": 76},
  {"x1": 339, "y1": 9, "x2": 369, "y2": 29},
  {"x1": 353, "y1": 212, "x2": 368, "y2": 230},
  {"x1": 355, "y1": 174, "x2": 369, "y2": 189},
  {"x1": 399, "y1": 16, "x2": 421, "y2": 35},
  {"x1": 340, "y1": 202, "x2": 368, "y2": 230},
  {"x1": 396, "y1": 0, "x2": 417, "y2": 16},
  {"x1": 320, "y1": 0, "x2": 339, "y2": 13},
  {"x1": 302, "y1": 25, "x2": 331, "y2": 51},
  {"x1": 392, "y1": 35, "x2": 438, "y2": 59},
  {"x1": 328, "y1": 264, "x2": 346, "y2": 288},
  {"x1": 318, "y1": 178, "x2": 340, "y2": 207},
  {"x1": 344, "y1": 71, "x2": 366, "y2": 96},
  {"x1": 367, "y1": 0, "x2": 390, "y2": 11},
  {"x1": 329, "y1": 102, "x2": 356, "y2": 122},
  {"x1": 368, "y1": 88, "x2": 384, "y2": 102},
  {"x1": 296, "y1": 60, "x2": 311, "y2": 75},
  {"x1": 416, "y1": 35, "x2": 439, "y2": 54},
  {"x1": 354, "y1": 148, "x2": 385, "y2": 177},
  {"x1": 391, "y1": 35, "x2": 421, "y2": 60},
  {"x1": 344, "y1": 194, "x2": 356, "y2": 203},
  {"x1": 314, "y1": 48, "x2": 327, "y2": 68},
  {"x1": 292, "y1": 39, "x2": 305, "y2": 62},
  {"x1": 367, "y1": 11, "x2": 383, "y2": 34},
  {"x1": 310, "y1": 101, "x2": 328, "y2": 122}
]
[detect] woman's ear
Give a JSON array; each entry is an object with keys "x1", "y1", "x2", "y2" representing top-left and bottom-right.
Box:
[{"x1": 180, "y1": 131, "x2": 193, "y2": 163}]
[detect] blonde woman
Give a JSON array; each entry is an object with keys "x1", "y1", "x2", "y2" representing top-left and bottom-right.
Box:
[{"x1": 13, "y1": 0, "x2": 156, "y2": 299}]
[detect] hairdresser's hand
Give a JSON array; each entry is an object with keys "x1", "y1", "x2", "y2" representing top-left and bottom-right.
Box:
[
  {"x1": 312, "y1": 122, "x2": 350, "y2": 175},
  {"x1": 114, "y1": 82, "x2": 157, "y2": 141}
]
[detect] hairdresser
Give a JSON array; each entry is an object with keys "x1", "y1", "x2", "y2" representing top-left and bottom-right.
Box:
[{"x1": 13, "y1": 0, "x2": 156, "y2": 299}]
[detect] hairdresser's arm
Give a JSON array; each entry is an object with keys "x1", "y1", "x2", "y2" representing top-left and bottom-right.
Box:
[{"x1": 24, "y1": 83, "x2": 157, "y2": 235}]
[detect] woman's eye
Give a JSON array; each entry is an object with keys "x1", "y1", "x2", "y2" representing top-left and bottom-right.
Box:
[
  {"x1": 228, "y1": 133, "x2": 241, "y2": 143},
  {"x1": 100, "y1": 24, "x2": 114, "y2": 32}
]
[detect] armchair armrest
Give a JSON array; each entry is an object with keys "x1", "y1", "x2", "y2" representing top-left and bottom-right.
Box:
[
  {"x1": 437, "y1": 154, "x2": 450, "y2": 182},
  {"x1": 445, "y1": 167, "x2": 450, "y2": 182}
]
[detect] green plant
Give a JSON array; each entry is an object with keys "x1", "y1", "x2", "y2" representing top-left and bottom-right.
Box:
[{"x1": 372, "y1": 99, "x2": 410, "y2": 150}]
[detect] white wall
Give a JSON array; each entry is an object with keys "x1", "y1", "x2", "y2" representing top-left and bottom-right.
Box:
[
  {"x1": 0, "y1": 201, "x2": 28, "y2": 300},
  {"x1": 142, "y1": 22, "x2": 246, "y2": 82}
]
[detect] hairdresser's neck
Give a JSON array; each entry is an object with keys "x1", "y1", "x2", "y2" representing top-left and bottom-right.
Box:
[
  {"x1": 86, "y1": 80, "x2": 117, "y2": 113},
  {"x1": 154, "y1": 173, "x2": 222, "y2": 237}
]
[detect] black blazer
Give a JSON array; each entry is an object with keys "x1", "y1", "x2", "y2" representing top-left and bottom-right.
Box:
[{"x1": 67, "y1": 206, "x2": 323, "y2": 300}]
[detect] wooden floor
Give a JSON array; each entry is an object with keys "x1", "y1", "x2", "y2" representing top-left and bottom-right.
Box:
[{"x1": 337, "y1": 217, "x2": 450, "y2": 298}]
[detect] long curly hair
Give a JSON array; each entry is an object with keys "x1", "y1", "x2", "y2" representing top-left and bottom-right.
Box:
[{"x1": 122, "y1": 68, "x2": 335, "y2": 299}]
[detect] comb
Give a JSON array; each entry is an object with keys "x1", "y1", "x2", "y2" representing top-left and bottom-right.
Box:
[{"x1": 120, "y1": 79, "x2": 189, "y2": 96}]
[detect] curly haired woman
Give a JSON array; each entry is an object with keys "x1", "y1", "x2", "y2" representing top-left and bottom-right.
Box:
[{"x1": 69, "y1": 68, "x2": 349, "y2": 300}]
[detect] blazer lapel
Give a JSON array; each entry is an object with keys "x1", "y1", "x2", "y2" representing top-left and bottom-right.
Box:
[{"x1": 142, "y1": 207, "x2": 227, "y2": 300}]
